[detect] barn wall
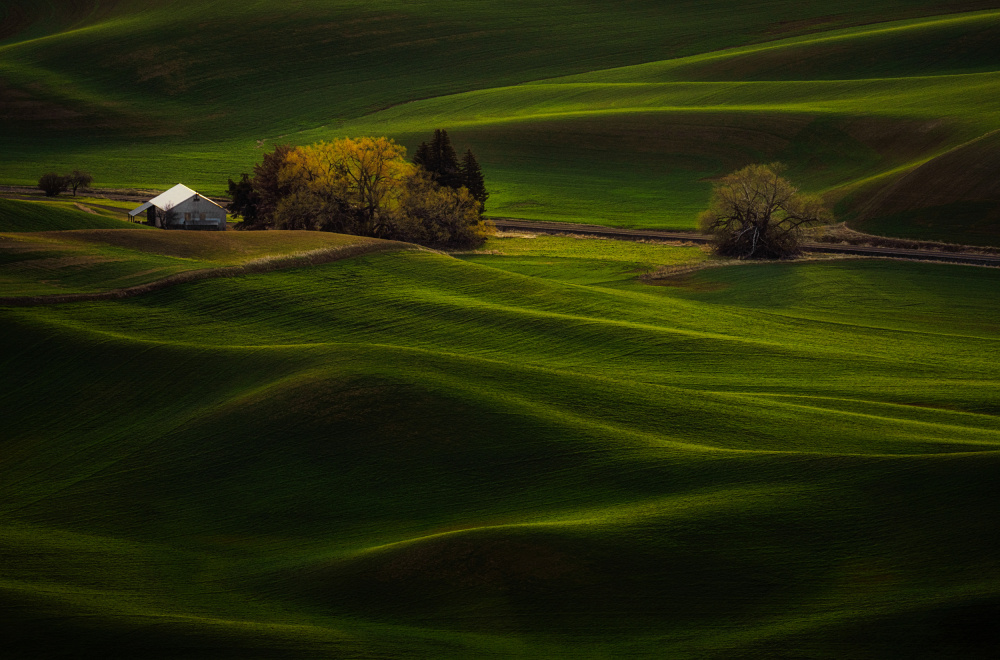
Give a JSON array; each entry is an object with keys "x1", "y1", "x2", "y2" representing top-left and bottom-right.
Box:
[{"x1": 165, "y1": 195, "x2": 227, "y2": 231}]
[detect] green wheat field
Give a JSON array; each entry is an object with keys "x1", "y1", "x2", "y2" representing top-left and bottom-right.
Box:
[{"x1": 3, "y1": 1, "x2": 1000, "y2": 657}]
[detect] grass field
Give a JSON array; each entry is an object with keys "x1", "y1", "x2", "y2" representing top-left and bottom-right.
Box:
[
  {"x1": 0, "y1": 197, "x2": 137, "y2": 231},
  {"x1": 843, "y1": 129, "x2": 1000, "y2": 245},
  {"x1": 3, "y1": 229, "x2": 1000, "y2": 656},
  {"x1": 461, "y1": 232, "x2": 711, "y2": 284},
  {"x1": 2, "y1": 2, "x2": 999, "y2": 241},
  {"x1": 0, "y1": 219, "x2": 408, "y2": 298}
]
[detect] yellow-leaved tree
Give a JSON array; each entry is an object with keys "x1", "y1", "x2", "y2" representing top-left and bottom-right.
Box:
[
  {"x1": 396, "y1": 168, "x2": 489, "y2": 247},
  {"x1": 272, "y1": 136, "x2": 492, "y2": 247},
  {"x1": 278, "y1": 137, "x2": 410, "y2": 236}
]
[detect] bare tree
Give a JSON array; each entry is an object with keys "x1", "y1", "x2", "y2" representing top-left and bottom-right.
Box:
[
  {"x1": 66, "y1": 170, "x2": 93, "y2": 197},
  {"x1": 154, "y1": 203, "x2": 177, "y2": 228},
  {"x1": 699, "y1": 163, "x2": 830, "y2": 259}
]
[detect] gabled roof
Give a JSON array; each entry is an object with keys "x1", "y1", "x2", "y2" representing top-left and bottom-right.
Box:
[{"x1": 128, "y1": 183, "x2": 225, "y2": 216}]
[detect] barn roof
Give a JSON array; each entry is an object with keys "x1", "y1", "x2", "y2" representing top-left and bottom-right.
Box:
[
  {"x1": 128, "y1": 202, "x2": 154, "y2": 217},
  {"x1": 128, "y1": 184, "x2": 225, "y2": 217}
]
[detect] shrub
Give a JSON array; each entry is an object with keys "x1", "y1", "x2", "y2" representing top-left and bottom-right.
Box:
[{"x1": 38, "y1": 173, "x2": 68, "y2": 197}]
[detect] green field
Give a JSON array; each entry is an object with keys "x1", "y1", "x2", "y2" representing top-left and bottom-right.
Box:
[
  {"x1": 3, "y1": 219, "x2": 1000, "y2": 656},
  {"x1": 0, "y1": 197, "x2": 137, "y2": 231},
  {"x1": 0, "y1": 206, "x2": 408, "y2": 297},
  {"x1": 4, "y1": 2, "x2": 1000, "y2": 657},
  {"x1": 2, "y1": 1, "x2": 1000, "y2": 241}
]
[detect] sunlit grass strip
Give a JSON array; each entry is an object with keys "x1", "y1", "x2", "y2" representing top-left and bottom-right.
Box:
[
  {"x1": 337, "y1": 73, "x2": 1000, "y2": 136},
  {"x1": 548, "y1": 9, "x2": 1000, "y2": 83},
  {"x1": 0, "y1": 239, "x2": 418, "y2": 305}
]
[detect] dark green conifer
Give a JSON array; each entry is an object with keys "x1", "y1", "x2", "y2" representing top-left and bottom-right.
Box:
[
  {"x1": 460, "y1": 149, "x2": 488, "y2": 214},
  {"x1": 422, "y1": 129, "x2": 462, "y2": 189},
  {"x1": 227, "y1": 173, "x2": 260, "y2": 225},
  {"x1": 412, "y1": 141, "x2": 432, "y2": 170}
]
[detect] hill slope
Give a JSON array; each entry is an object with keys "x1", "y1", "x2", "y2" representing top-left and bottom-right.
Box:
[
  {"x1": 3, "y1": 245, "x2": 1000, "y2": 656},
  {"x1": 0, "y1": 197, "x2": 138, "y2": 232},
  {"x1": 3, "y1": 1, "x2": 984, "y2": 136},
  {"x1": 0, "y1": 226, "x2": 410, "y2": 297},
  {"x1": 847, "y1": 129, "x2": 1000, "y2": 244}
]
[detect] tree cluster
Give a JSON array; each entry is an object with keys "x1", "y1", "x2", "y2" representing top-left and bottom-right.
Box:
[
  {"x1": 37, "y1": 170, "x2": 93, "y2": 197},
  {"x1": 413, "y1": 129, "x2": 488, "y2": 213},
  {"x1": 699, "y1": 163, "x2": 830, "y2": 259},
  {"x1": 228, "y1": 134, "x2": 492, "y2": 248}
]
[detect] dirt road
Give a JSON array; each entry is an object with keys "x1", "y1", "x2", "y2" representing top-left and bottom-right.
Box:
[{"x1": 490, "y1": 218, "x2": 1000, "y2": 267}]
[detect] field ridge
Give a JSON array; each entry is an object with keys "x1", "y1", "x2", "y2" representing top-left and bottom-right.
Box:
[{"x1": 0, "y1": 236, "x2": 418, "y2": 306}]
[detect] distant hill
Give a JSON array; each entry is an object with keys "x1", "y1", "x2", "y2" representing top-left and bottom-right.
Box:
[
  {"x1": 3, "y1": 1, "x2": 983, "y2": 136},
  {"x1": 847, "y1": 130, "x2": 1000, "y2": 245}
]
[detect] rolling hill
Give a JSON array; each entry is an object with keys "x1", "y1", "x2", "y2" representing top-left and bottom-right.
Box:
[
  {"x1": 0, "y1": 215, "x2": 416, "y2": 298},
  {"x1": 0, "y1": 197, "x2": 137, "y2": 232},
  {"x1": 3, "y1": 238, "x2": 1000, "y2": 656},
  {"x1": 2, "y1": 1, "x2": 1000, "y2": 241},
  {"x1": 4, "y1": 2, "x2": 1000, "y2": 657},
  {"x1": 846, "y1": 129, "x2": 1000, "y2": 245}
]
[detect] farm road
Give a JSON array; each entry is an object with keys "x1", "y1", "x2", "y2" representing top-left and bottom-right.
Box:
[
  {"x1": 3, "y1": 185, "x2": 998, "y2": 266},
  {"x1": 490, "y1": 218, "x2": 1000, "y2": 267}
]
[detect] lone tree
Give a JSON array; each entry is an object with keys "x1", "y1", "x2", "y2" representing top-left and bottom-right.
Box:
[
  {"x1": 66, "y1": 170, "x2": 93, "y2": 196},
  {"x1": 38, "y1": 173, "x2": 68, "y2": 197},
  {"x1": 699, "y1": 163, "x2": 830, "y2": 259}
]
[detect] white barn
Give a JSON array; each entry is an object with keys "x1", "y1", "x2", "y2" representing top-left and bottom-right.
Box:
[{"x1": 128, "y1": 184, "x2": 227, "y2": 231}]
